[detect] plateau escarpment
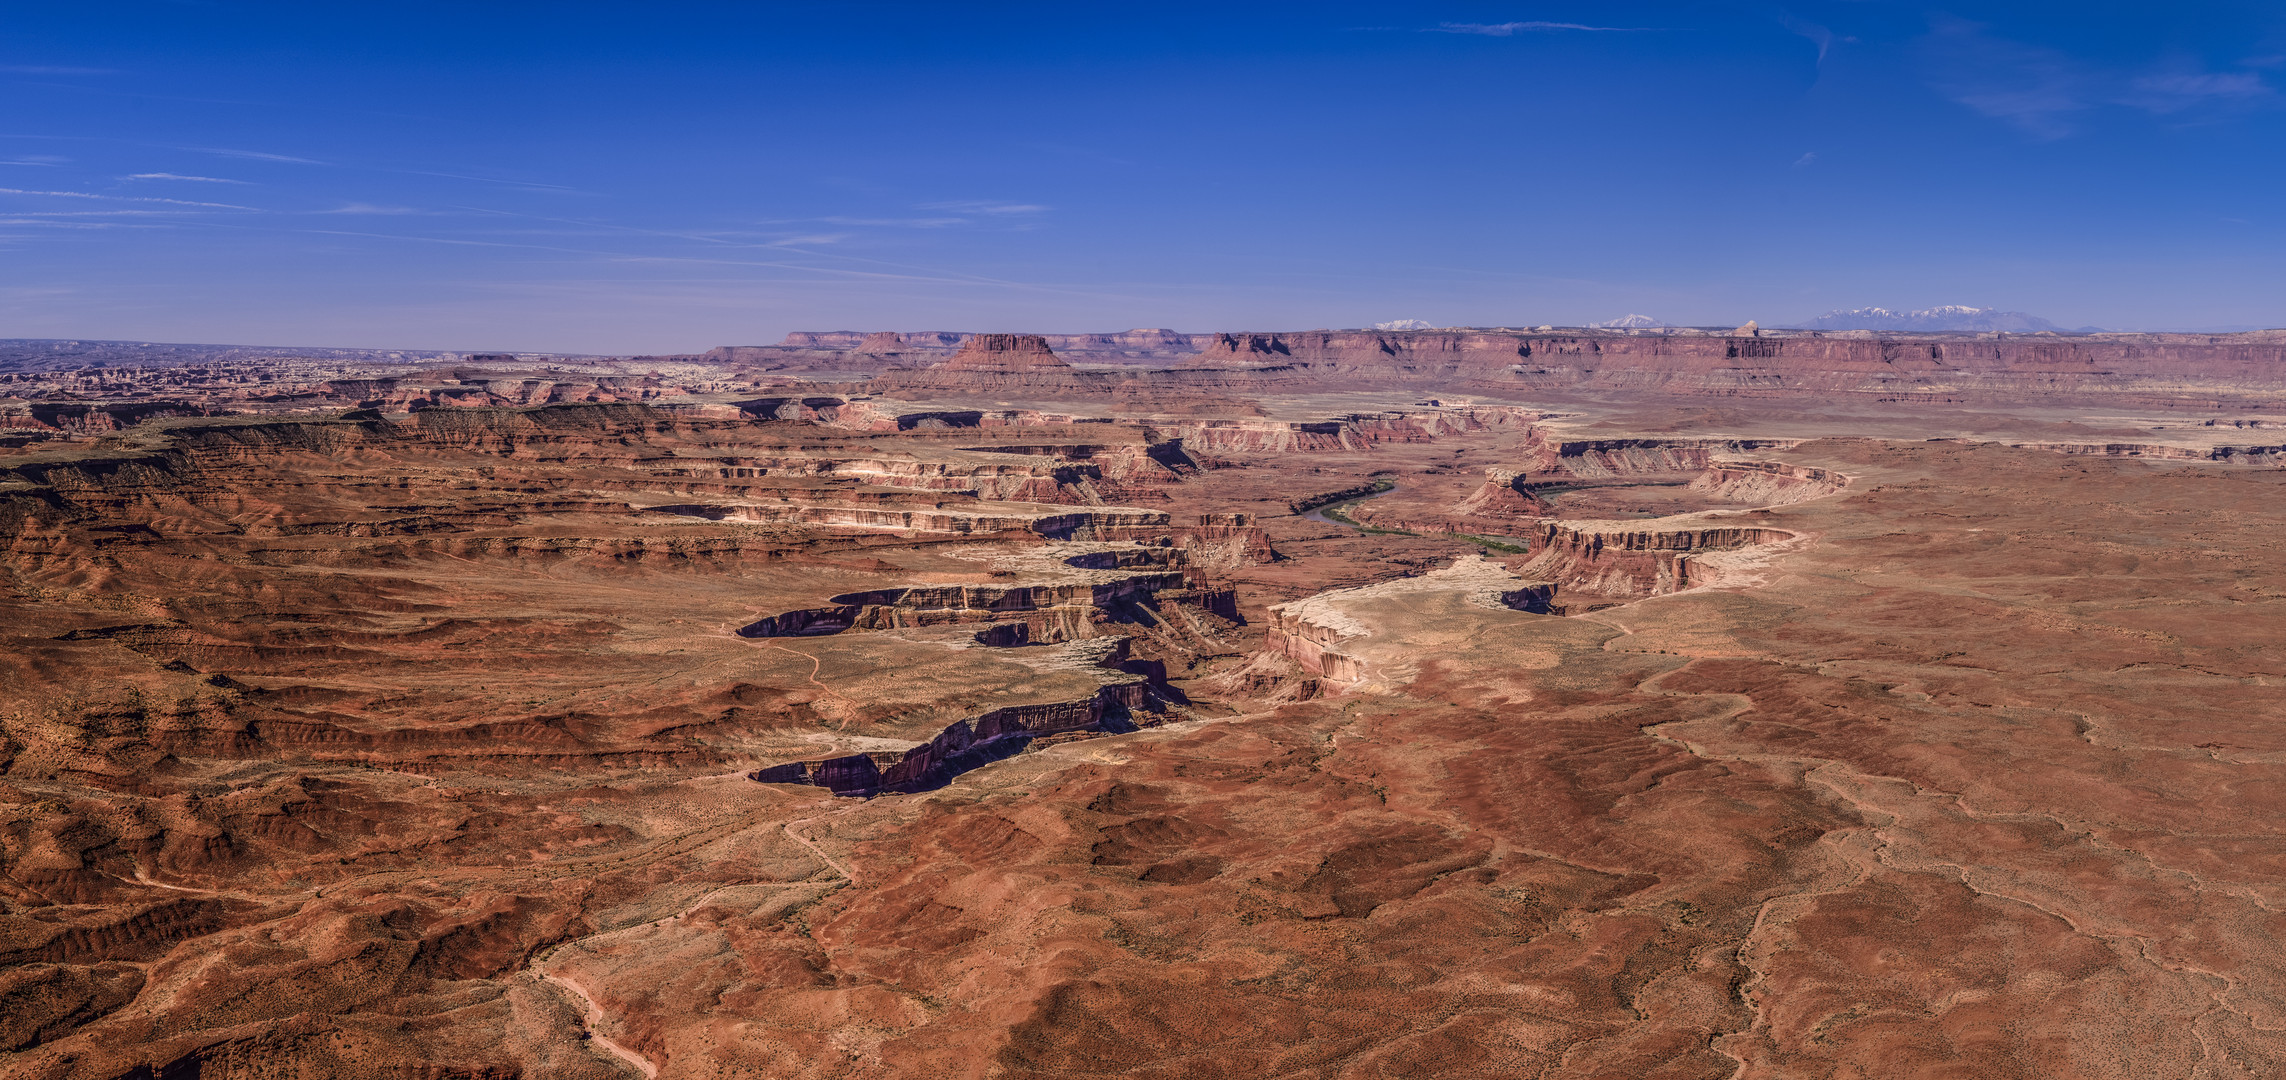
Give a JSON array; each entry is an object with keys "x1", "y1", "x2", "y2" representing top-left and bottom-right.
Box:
[
  {"x1": 1328, "y1": 425, "x2": 1848, "y2": 543},
  {"x1": 18, "y1": 329, "x2": 2286, "y2": 459},
  {"x1": 751, "y1": 643, "x2": 1163, "y2": 797},
  {"x1": 1513, "y1": 519, "x2": 1804, "y2": 601},
  {"x1": 735, "y1": 541, "x2": 1236, "y2": 645},
  {"x1": 1181, "y1": 328, "x2": 2286, "y2": 405}
]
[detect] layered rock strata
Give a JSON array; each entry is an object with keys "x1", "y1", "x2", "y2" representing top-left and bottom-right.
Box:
[
  {"x1": 1514, "y1": 520, "x2": 1802, "y2": 598},
  {"x1": 734, "y1": 542, "x2": 1232, "y2": 644},
  {"x1": 1687, "y1": 460, "x2": 1849, "y2": 504},
  {"x1": 1517, "y1": 429, "x2": 1805, "y2": 478},
  {"x1": 660, "y1": 502, "x2": 1171, "y2": 538},
  {"x1": 2007, "y1": 440, "x2": 2286, "y2": 462},
  {"x1": 931, "y1": 333, "x2": 1074, "y2": 373},
  {"x1": 752, "y1": 657, "x2": 1156, "y2": 797},
  {"x1": 1451, "y1": 469, "x2": 1550, "y2": 520}
]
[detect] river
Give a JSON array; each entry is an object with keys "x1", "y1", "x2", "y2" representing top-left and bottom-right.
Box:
[{"x1": 1303, "y1": 483, "x2": 1398, "y2": 528}]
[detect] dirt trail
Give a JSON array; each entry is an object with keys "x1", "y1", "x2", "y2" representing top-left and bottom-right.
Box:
[
  {"x1": 539, "y1": 971, "x2": 662, "y2": 1078},
  {"x1": 783, "y1": 812, "x2": 859, "y2": 884},
  {"x1": 762, "y1": 640, "x2": 866, "y2": 727}
]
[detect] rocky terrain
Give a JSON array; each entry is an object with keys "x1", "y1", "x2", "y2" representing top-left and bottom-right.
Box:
[
  {"x1": 3, "y1": 329, "x2": 2286, "y2": 1077},
  {"x1": 15, "y1": 326, "x2": 2286, "y2": 443}
]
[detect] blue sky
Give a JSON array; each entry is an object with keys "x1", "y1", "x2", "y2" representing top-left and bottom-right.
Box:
[{"x1": 3, "y1": 2, "x2": 2282, "y2": 352}]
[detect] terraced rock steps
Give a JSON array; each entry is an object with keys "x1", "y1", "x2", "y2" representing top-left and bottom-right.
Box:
[
  {"x1": 1514, "y1": 520, "x2": 1804, "y2": 599},
  {"x1": 1338, "y1": 431, "x2": 1848, "y2": 541},
  {"x1": 655, "y1": 501, "x2": 1176, "y2": 537},
  {"x1": 750, "y1": 651, "x2": 1157, "y2": 798},
  {"x1": 736, "y1": 541, "x2": 1236, "y2": 646}
]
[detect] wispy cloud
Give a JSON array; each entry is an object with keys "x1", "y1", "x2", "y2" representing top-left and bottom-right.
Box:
[
  {"x1": 1922, "y1": 18, "x2": 2089, "y2": 138},
  {"x1": 916, "y1": 200, "x2": 1048, "y2": 215},
  {"x1": 2, "y1": 209, "x2": 214, "y2": 218},
  {"x1": 318, "y1": 202, "x2": 425, "y2": 215},
  {"x1": 1792, "y1": 152, "x2": 1817, "y2": 168},
  {"x1": 0, "y1": 64, "x2": 114, "y2": 76},
  {"x1": 402, "y1": 169, "x2": 581, "y2": 192},
  {"x1": 1778, "y1": 14, "x2": 1834, "y2": 63},
  {"x1": 1923, "y1": 17, "x2": 2276, "y2": 138},
  {"x1": 126, "y1": 172, "x2": 250, "y2": 184},
  {"x1": 2124, "y1": 71, "x2": 2271, "y2": 114},
  {"x1": 192, "y1": 147, "x2": 329, "y2": 165},
  {"x1": 761, "y1": 204, "x2": 1043, "y2": 229},
  {"x1": 0, "y1": 186, "x2": 253, "y2": 210},
  {"x1": 1429, "y1": 21, "x2": 1639, "y2": 36},
  {"x1": 817, "y1": 216, "x2": 970, "y2": 228},
  {"x1": 0, "y1": 218, "x2": 159, "y2": 230}
]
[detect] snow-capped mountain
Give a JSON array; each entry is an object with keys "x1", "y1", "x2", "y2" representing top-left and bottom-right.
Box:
[
  {"x1": 1789, "y1": 306, "x2": 2082, "y2": 333},
  {"x1": 1591, "y1": 314, "x2": 1667, "y2": 329},
  {"x1": 1373, "y1": 319, "x2": 1438, "y2": 331}
]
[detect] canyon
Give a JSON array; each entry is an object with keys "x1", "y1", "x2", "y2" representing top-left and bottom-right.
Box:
[{"x1": 3, "y1": 330, "x2": 2285, "y2": 1077}]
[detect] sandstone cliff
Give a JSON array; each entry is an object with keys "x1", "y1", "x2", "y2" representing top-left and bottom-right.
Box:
[{"x1": 933, "y1": 333, "x2": 1074, "y2": 373}]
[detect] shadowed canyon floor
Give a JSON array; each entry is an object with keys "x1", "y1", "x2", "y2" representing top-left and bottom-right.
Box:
[{"x1": 4, "y1": 345, "x2": 2286, "y2": 1077}]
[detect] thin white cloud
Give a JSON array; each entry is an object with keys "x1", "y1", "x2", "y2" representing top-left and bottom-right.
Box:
[
  {"x1": 916, "y1": 200, "x2": 1048, "y2": 215},
  {"x1": 403, "y1": 169, "x2": 581, "y2": 192},
  {"x1": 1778, "y1": 14, "x2": 1833, "y2": 63},
  {"x1": 4, "y1": 210, "x2": 193, "y2": 217},
  {"x1": 0, "y1": 219, "x2": 154, "y2": 229},
  {"x1": 1793, "y1": 152, "x2": 1817, "y2": 167},
  {"x1": 127, "y1": 172, "x2": 251, "y2": 184},
  {"x1": 1430, "y1": 21, "x2": 1639, "y2": 35},
  {"x1": 0, "y1": 64, "x2": 114, "y2": 75},
  {"x1": 192, "y1": 147, "x2": 328, "y2": 165},
  {"x1": 1921, "y1": 18, "x2": 2096, "y2": 138},
  {"x1": 318, "y1": 202, "x2": 425, "y2": 215},
  {"x1": 1923, "y1": 17, "x2": 2277, "y2": 138},
  {"x1": 0, "y1": 186, "x2": 252, "y2": 209},
  {"x1": 2124, "y1": 71, "x2": 2272, "y2": 113},
  {"x1": 818, "y1": 216, "x2": 970, "y2": 228}
]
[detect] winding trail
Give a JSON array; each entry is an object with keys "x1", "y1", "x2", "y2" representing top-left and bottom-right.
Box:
[
  {"x1": 783, "y1": 811, "x2": 859, "y2": 884},
  {"x1": 526, "y1": 802, "x2": 862, "y2": 1079},
  {"x1": 540, "y1": 971, "x2": 662, "y2": 1078},
  {"x1": 761, "y1": 640, "x2": 867, "y2": 729}
]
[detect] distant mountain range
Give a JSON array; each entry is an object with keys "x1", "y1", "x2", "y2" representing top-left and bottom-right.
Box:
[
  {"x1": 1591, "y1": 314, "x2": 1667, "y2": 329},
  {"x1": 1786, "y1": 306, "x2": 2101, "y2": 333}
]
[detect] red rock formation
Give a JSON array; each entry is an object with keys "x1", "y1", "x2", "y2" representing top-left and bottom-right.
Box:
[
  {"x1": 1687, "y1": 460, "x2": 1849, "y2": 504},
  {"x1": 2007, "y1": 440, "x2": 2286, "y2": 462},
  {"x1": 1452, "y1": 469, "x2": 1550, "y2": 519},
  {"x1": 769, "y1": 329, "x2": 1199, "y2": 364},
  {"x1": 1515, "y1": 520, "x2": 1799, "y2": 598},
  {"x1": 933, "y1": 334, "x2": 1073, "y2": 373},
  {"x1": 1177, "y1": 327, "x2": 2286, "y2": 404}
]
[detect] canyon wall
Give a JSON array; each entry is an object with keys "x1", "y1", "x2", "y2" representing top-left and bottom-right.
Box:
[
  {"x1": 1515, "y1": 521, "x2": 1802, "y2": 599},
  {"x1": 732, "y1": 327, "x2": 2286, "y2": 404}
]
